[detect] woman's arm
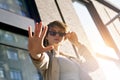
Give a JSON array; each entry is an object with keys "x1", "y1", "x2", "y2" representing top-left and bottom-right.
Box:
[
  {"x1": 28, "y1": 22, "x2": 53, "y2": 59},
  {"x1": 28, "y1": 22, "x2": 53, "y2": 72},
  {"x1": 66, "y1": 32, "x2": 99, "y2": 72},
  {"x1": 31, "y1": 52, "x2": 50, "y2": 72}
]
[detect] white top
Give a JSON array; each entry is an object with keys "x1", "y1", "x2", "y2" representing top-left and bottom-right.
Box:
[{"x1": 57, "y1": 55, "x2": 81, "y2": 80}]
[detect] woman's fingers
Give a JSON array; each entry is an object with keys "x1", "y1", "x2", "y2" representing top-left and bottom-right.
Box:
[
  {"x1": 66, "y1": 32, "x2": 78, "y2": 44},
  {"x1": 34, "y1": 23, "x2": 38, "y2": 37},
  {"x1": 44, "y1": 45, "x2": 54, "y2": 52},
  {"x1": 33, "y1": 22, "x2": 46, "y2": 38},
  {"x1": 40, "y1": 26, "x2": 48, "y2": 40},
  {"x1": 38, "y1": 22, "x2": 43, "y2": 37},
  {"x1": 28, "y1": 26, "x2": 32, "y2": 38},
  {"x1": 28, "y1": 22, "x2": 53, "y2": 53}
]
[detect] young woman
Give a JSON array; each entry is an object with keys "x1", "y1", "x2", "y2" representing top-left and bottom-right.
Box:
[{"x1": 28, "y1": 20, "x2": 98, "y2": 80}]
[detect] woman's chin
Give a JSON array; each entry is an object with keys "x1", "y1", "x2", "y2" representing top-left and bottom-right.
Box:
[{"x1": 53, "y1": 43, "x2": 61, "y2": 46}]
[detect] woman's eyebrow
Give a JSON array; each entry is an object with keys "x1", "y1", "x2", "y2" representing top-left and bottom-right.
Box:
[{"x1": 49, "y1": 28, "x2": 65, "y2": 32}]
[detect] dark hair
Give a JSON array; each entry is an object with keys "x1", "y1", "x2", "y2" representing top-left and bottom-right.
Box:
[{"x1": 44, "y1": 20, "x2": 68, "y2": 46}]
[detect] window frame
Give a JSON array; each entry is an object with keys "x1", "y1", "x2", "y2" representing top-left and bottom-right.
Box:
[
  {"x1": 83, "y1": 0, "x2": 120, "y2": 56},
  {"x1": 7, "y1": 48, "x2": 19, "y2": 61}
]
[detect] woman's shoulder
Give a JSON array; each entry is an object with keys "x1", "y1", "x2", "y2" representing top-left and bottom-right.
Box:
[{"x1": 59, "y1": 51, "x2": 83, "y2": 64}]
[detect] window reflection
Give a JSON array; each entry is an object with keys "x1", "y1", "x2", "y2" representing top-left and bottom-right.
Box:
[
  {"x1": 0, "y1": 0, "x2": 30, "y2": 17},
  {"x1": 0, "y1": 29, "x2": 28, "y2": 49},
  {"x1": 10, "y1": 69, "x2": 22, "y2": 80},
  {"x1": 4, "y1": 33, "x2": 15, "y2": 42},
  {"x1": 0, "y1": 43, "x2": 43, "y2": 80},
  {"x1": 0, "y1": 30, "x2": 16, "y2": 43},
  {"x1": 7, "y1": 49, "x2": 18, "y2": 61},
  {"x1": 0, "y1": 68, "x2": 4, "y2": 78},
  {"x1": 33, "y1": 73, "x2": 41, "y2": 80}
]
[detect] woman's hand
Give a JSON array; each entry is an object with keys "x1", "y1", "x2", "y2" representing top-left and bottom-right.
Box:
[
  {"x1": 66, "y1": 32, "x2": 81, "y2": 46},
  {"x1": 28, "y1": 22, "x2": 53, "y2": 59}
]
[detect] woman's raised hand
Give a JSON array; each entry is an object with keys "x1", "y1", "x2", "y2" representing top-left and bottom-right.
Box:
[
  {"x1": 28, "y1": 22, "x2": 54, "y2": 58},
  {"x1": 66, "y1": 32, "x2": 79, "y2": 46}
]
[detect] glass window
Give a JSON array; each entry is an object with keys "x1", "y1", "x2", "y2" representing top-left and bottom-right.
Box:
[
  {"x1": 0, "y1": 29, "x2": 28, "y2": 49},
  {"x1": 106, "y1": 16, "x2": 120, "y2": 50},
  {"x1": 72, "y1": 0, "x2": 105, "y2": 52},
  {"x1": 94, "y1": 0, "x2": 120, "y2": 51},
  {"x1": 10, "y1": 69, "x2": 22, "y2": 80},
  {"x1": 0, "y1": 0, "x2": 30, "y2": 17},
  {"x1": 0, "y1": 44, "x2": 43, "y2": 80},
  {"x1": 3, "y1": 32, "x2": 15, "y2": 42},
  {"x1": 0, "y1": 30, "x2": 16, "y2": 45},
  {"x1": 103, "y1": 7, "x2": 120, "y2": 51},
  {"x1": 7, "y1": 49, "x2": 18, "y2": 61},
  {"x1": 33, "y1": 73, "x2": 40, "y2": 80},
  {"x1": 0, "y1": 68, "x2": 4, "y2": 78}
]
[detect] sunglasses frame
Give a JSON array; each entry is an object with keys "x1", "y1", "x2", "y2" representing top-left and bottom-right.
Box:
[{"x1": 48, "y1": 31, "x2": 66, "y2": 37}]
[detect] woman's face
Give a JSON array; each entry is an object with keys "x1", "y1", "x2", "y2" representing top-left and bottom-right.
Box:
[{"x1": 46, "y1": 26, "x2": 66, "y2": 46}]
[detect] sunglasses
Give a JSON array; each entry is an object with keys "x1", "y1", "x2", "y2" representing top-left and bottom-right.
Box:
[{"x1": 48, "y1": 31, "x2": 66, "y2": 37}]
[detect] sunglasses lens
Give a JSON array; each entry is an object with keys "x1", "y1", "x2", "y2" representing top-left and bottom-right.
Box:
[
  {"x1": 49, "y1": 31, "x2": 66, "y2": 37},
  {"x1": 49, "y1": 31, "x2": 56, "y2": 36},
  {"x1": 59, "y1": 32, "x2": 66, "y2": 37}
]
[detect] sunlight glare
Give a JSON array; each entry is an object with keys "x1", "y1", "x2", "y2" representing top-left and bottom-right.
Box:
[{"x1": 96, "y1": 45, "x2": 120, "y2": 80}]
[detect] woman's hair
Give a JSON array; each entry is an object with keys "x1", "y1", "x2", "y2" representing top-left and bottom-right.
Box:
[
  {"x1": 44, "y1": 20, "x2": 69, "y2": 46},
  {"x1": 47, "y1": 20, "x2": 68, "y2": 32}
]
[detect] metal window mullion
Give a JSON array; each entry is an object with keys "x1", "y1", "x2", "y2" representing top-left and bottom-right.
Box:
[{"x1": 105, "y1": 12, "x2": 120, "y2": 26}]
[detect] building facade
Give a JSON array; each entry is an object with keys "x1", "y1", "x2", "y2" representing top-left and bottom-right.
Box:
[{"x1": 0, "y1": 0, "x2": 120, "y2": 80}]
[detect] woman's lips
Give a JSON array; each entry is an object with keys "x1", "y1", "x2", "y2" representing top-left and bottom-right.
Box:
[{"x1": 54, "y1": 38, "x2": 60, "y2": 42}]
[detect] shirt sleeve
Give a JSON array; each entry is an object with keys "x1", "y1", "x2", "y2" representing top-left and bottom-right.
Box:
[
  {"x1": 31, "y1": 52, "x2": 50, "y2": 72},
  {"x1": 77, "y1": 43, "x2": 99, "y2": 72}
]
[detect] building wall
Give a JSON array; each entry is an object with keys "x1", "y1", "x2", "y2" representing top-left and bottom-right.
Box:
[{"x1": 35, "y1": 0, "x2": 62, "y2": 23}]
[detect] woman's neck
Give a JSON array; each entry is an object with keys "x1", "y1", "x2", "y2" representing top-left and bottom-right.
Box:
[{"x1": 53, "y1": 44, "x2": 60, "y2": 56}]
